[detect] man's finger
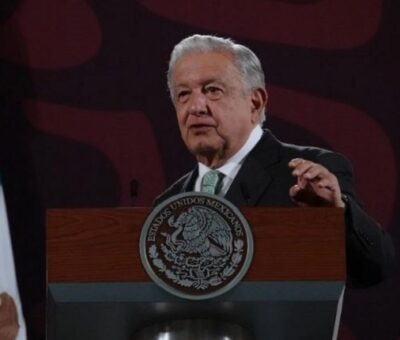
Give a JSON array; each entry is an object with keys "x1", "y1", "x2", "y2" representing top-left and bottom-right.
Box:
[
  {"x1": 302, "y1": 165, "x2": 328, "y2": 180},
  {"x1": 289, "y1": 184, "x2": 308, "y2": 207},
  {"x1": 291, "y1": 161, "x2": 316, "y2": 177},
  {"x1": 316, "y1": 178, "x2": 330, "y2": 189},
  {"x1": 296, "y1": 173, "x2": 308, "y2": 189},
  {"x1": 289, "y1": 184, "x2": 300, "y2": 202},
  {"x1": 289, "y1": 184, "x2": 300, "y2": 198},
  {"x1": 288, "y1": 158, "x2": 305, "y2": 168}
]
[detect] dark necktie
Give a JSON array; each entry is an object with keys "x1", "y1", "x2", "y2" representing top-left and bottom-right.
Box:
[{"x1": 201, "y1": 170, "x2": 224, "y2": 195}]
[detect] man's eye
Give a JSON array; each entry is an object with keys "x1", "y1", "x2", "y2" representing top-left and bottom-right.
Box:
[
  {"x1": 176, "y1": 91, "x2": 190, "y2": 103},
  {"x1": 205, "y1": 87, "x2": 223, "y2": 99}
]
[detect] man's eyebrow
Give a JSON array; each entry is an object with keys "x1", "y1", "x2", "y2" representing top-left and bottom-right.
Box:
[
  {"x1": 173, "y1": 79, "x2": 226, "y2": 90},
  {"x1": 173, "y1": 85, "x2": 189, "y2": 92},
  {"x1": 202, "y1": 79, "x2": 226, "y2": 87}
]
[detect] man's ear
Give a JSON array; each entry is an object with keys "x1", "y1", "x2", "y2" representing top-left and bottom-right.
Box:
[{"x1": 250, "y1": 88, "x2": 268, "y2": 123}]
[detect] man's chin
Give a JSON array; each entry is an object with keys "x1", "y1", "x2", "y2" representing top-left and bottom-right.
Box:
[
  {"x1": 188, "y1": 141, "x2": 227, "y2": 159},
  {"x1": 190, "y1": 144, "x2": 218, "y2": 156}
]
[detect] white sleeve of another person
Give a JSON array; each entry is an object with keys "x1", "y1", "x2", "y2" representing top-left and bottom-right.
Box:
[{"x1": 0, "y1": 180, "x2": 27, "y2": 340}]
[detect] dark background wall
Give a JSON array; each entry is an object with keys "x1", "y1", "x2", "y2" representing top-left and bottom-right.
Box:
[{"x1": 1, "y1": 0, "x2": 399, "y2": 339}]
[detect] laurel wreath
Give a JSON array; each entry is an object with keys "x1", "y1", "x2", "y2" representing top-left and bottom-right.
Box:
[{"x1": 148, "y1": 239, "x2": 244, "y2": 290}]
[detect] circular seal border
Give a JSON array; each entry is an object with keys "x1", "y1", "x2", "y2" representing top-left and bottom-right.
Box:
[{"x1": 139, "y1": 192, "x2": 254, "y2": 300}]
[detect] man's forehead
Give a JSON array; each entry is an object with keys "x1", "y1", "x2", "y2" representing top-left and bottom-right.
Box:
[{"x1": 172, "y1": 51, "x2": 241, "y2": 86}]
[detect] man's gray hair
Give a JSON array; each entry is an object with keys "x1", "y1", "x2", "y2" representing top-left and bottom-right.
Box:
[{"x1": 167, "y1": 34, "x2": 266, "y2": 123}]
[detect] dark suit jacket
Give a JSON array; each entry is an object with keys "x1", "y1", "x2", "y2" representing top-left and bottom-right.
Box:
[{"x1": 155, "y1": 130, "x2": 395, "y2": 287}]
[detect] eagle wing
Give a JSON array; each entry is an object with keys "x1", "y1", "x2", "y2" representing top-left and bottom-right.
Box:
[{"x1": 205, "y1": 211, "x2": 233, "y2": 254}]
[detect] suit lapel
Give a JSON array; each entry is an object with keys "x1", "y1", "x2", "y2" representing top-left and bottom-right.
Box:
[
  {"x1": 225, "y1": 130, "x2": 281, "y2": 206},
  {"x1": 181, "y1": 167, "x2": 198, "y2": 192}
]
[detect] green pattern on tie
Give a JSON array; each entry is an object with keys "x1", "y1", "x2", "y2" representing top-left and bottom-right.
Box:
[{"x1": 201, "y1": 170, "x2": 223, "y2": 195}]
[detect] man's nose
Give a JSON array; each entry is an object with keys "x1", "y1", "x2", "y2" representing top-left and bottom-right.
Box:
[{"x1": 187, "y1": 92, "x2": 208, "y2": 116}]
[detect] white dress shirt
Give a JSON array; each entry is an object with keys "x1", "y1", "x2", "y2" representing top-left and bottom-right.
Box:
[{"x1": 195, "y1": 125, "x2": 263, "y2": 196}]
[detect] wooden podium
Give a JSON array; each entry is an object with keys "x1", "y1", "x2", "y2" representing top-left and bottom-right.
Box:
[{"x1": 47, "y1": 207, "x2": 345, "y2": 339}]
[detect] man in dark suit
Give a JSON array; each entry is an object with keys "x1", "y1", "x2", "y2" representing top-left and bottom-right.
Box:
[{"x1": 155, "y1": 34, "x2": 394, "y2": 287}]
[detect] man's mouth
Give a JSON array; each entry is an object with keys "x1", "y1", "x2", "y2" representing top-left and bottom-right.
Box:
[{"x1": 188, "y1": 124, "x2": 215, "y2": 134}]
